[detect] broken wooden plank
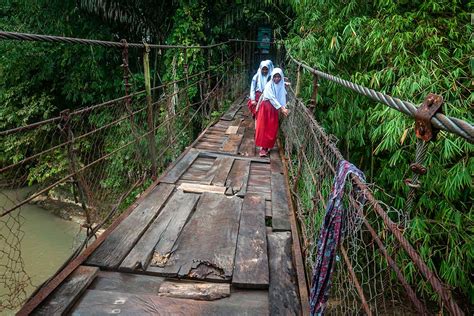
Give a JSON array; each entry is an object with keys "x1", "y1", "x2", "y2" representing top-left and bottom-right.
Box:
[
  {"x1": 119, "y1": 190, "x2": 199, "y2": 271},
  {"x1": 86, "y1": 183, "x2": 174, "y2": 268},
  {"x1": 222, "y1": 134, "x2": 243, "y2": 154},
  {"x1": 32, "y1": 266, "x2": 98, "y2": 316},
  {"x1": 232, "y1": 194, "x2": 269, "y2": 289},
  {"x1": 158, "y1": 281, "x2": 230, "y2": 301},
  {"x1": 267, "y1": 232, "x2": 302, "y2": 315},
  {"x1": 211, "y1": 157, "x2": 234, "y2": 186},
  {"x1": 147, "y1": 193, "x2": 242, "y2": 282},
  {"x1": 271, "y1": 172, "x2": 291, "y2": 231},
  {"x1": 160, "y1": 149, "x2": 200, "y2": 184},
  {"x1": 72, "y1": 289, "x2": 268, "y2": 315},
  {"x1": 225, "y1": 126, "x2": 239, "y2": 135},
  {"x1": 178, "y1": 183, "x2": 226, "y2": 194},
  {"x1": 226, "y1": 159, "x2": 250, "y2": 194}
]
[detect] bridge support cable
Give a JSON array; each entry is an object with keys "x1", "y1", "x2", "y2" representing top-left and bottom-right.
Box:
[{"x1": 288, "y1": 54, "x2": 474, "y2": 143}]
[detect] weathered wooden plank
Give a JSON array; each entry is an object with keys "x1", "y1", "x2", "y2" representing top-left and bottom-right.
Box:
[
  {"x1": 248, "y1": 175, "x2": 271, "y2": 186},
  {"x1": 33, "y1": 266, "x2": 98, "y2": 316},
  {"x1": 241, "y1": 117, "x2": 254, "y2": 128},
  {"x1": 238, "y1": 126, "x2": 255, "y2": 156},
  {"x1": 222, "y1": 96, "x2": 245, "y2": 121},
  {"x1": 72, "y1": 289, "x2": 269, "y2": 315},
  {"x1": 147, "y1": 193, "x2": 242, "y2": 282},
  {"x1": 233, "y1": 194, "x2": 269, "y2": 289},
  {"x1": 178, "y1": 183, "x2": 226, "y2": 194},
  {"x1": 210, "y1": 125, "x2": 228, "y2": 131},
  {"x1": 198, "y1": 150, "x2": 269, "y2": 163},
  {"x1": 251, "y1": 164, "x2": 271, "y2": 173},
  {"x1": 90, "y1": 271, "x2": 165, "y2": 294},
  {"x1": 201, "y1": 136, "x2": 225, "y2": 143},
  {"x1": 199, "y1": 138, "x2": 224, "y2": 145},
  {"x1": 267, "y1": 232, "x2": 302, "y2": 315},
  {"x1": 214, "y1": 121, "x2": 231, "y2": 128},
  {"x1": 86, "y1": 183, "x2": 175, "y2": 268},
  {"x1": 265, "y1": 200, "x2": 272, "y2": 219},
  {"x1": 271, "y1": 172, "x2": 291, "y2": 231},
  {"x1": 248, "y1": 175, "x2": 270, "y2": 185},
  {"x1": 193, "y1": 157, "x2": 215, "y2": 165},
  {"x1": 181, "y1": 158, "x2": 215, "y2": 181},
  {"x1": 248, "y1": 162, "x2": 271, "y2": 196},
  {"x1": 270, "y1": 149, "x2": 283, "y2": 174},
  {"x1": 207, "y1": 127, "x2": 227, "y2": 132},
  {"x1": 225, "y1": 126, "x2": 239, "y2": 134},
  {"x1": 195, "y1": 144, "x2": 221, "y2": 151},
  {"x1": 181, "y1": 171, "x2": 207, "y2": 182},
  {"x1": 119, "y1": 190, "x2": 199, "y2": 271},
  {"x1": 235, "y1": 160, "x2": 251, "y2": 197},
  {"x1": 197, "y1": 141, "x2": 222, "y2": 148},
  {"x1": 201, "y1": 157, "x2": 222, "y2": 184},
  {"x1": 246, "y1": 190, "x2": 271, "y2": 201},
  {"x1": 211, "y1": 157, "x2": 234, "y2": 187},
  {"x1": 222, "y1": 106, "x2": 242, "y2": 121},
  {"x1": 226, "y1": 159, "x2": 250, "y2": 194},
  {"x1": 160, "y1": 149, "x2": 200, "y2": 184},
  {"x1": 222, "y1": 134, "x2": 243, "y2": 154},
  {"x1": 159, "y1": 281, "x2": 230, "y2": 301}
]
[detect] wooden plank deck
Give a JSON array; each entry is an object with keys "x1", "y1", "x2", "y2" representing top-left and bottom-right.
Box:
[{"x1": 26, "y1": 97, "x2": 308, "y2": 316}]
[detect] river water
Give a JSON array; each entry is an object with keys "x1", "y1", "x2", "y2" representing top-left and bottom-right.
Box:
[{"x1": 0, "y1": 188, "x2": 84, "y2": 315}]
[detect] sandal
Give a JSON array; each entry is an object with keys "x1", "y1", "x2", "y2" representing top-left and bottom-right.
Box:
[{"x1": 259, "y1": 149, "x2": 268, "y2": 157}]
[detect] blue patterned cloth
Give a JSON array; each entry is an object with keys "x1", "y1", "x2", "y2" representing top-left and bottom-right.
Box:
[{"x1": 310, "y1": 160, "x2": 366, "y2": 315}]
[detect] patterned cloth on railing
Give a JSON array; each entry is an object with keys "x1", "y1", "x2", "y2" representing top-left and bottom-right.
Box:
[{"x1": 309, "y1": 160, "x2": 366, "y2": 315}]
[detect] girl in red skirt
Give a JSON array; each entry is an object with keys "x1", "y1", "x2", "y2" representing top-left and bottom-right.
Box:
[
  {"x1": 255, "y1": 67, "x2": 289, "y2": 157},
  {"x1": 248, "y1": 60, "x2": 273, "y2": 117}
]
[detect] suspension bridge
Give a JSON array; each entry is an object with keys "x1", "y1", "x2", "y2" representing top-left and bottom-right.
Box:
[{"x1": 0, "y1": 31, "x2": 472, "y2": 315}]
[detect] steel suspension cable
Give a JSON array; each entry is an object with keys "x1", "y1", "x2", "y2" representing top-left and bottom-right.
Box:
[
  {"x1": 0, "y1": 30, "x2": 232, "y2": 49},
  {"x1": 288, "y1": 53, "x2": 474, "y2": 143}
]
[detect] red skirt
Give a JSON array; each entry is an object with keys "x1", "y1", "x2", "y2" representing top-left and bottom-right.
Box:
[
  {"x1": 247, "y1": 91, "x2": 262, "y2": 116},
  {"x1": 255, "y1": 100, "x2": 279, "y2": 149}
]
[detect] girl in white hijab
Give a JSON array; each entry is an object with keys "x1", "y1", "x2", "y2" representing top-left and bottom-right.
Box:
[
  {"x1": 248, "y1": 60, "x2": 272, "y2": 117},
  {"x1": 255, "y1": 67, "x2": 289, "y2": 157}
]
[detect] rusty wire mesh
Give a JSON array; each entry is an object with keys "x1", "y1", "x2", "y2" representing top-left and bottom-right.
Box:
[
  {"x1": 0, "y1": 41, "x2": 250, "y2": 313},
  {"x1": 280, "y1": 88, "x2": 457, "y2": 315}
]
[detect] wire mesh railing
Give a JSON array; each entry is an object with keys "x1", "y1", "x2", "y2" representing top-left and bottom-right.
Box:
[
  {"x1": 0, "y1": 34, "x2": 254, "y2": 313},
  {"x1": 281, "y1": 86, "x2": 464, "y2": 315}
]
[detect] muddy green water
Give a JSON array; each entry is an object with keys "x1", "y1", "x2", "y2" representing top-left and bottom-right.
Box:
[{"x1": 0, "y1": 188, "x2": 84, "y2": 315}]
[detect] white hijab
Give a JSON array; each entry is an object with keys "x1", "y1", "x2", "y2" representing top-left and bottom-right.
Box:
[
  {"x1": 253, "y1": 60, "x2": 272, "y2": 92},
  {"x1": 265, "y1": 60, "x2": 274, "y2": 75},
  {"x1": 260, "y1": 68, "x2": 286, "y2": 110}
]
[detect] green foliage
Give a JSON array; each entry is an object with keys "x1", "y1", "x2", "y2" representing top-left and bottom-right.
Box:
[
  {"x1": 285, "y1": 0, "x2": 473, "y2": 306},
  {"x1": 0, "y1": 0, "x2": 122, "y2": 184}
]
